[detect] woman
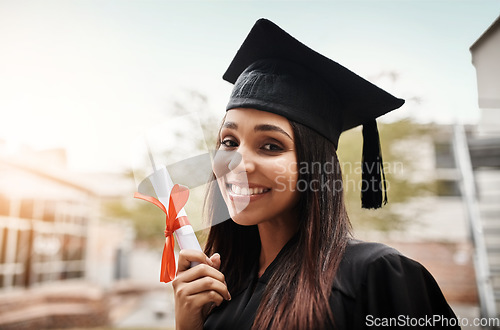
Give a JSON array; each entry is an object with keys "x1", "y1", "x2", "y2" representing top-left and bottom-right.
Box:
[{"x1": 172, "y1": 19, "x2": 460, "y2": 329}]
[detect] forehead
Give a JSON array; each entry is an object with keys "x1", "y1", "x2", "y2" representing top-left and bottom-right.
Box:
[{"x1": 224, "y1": 108, "x2": 293, "y2": 132}]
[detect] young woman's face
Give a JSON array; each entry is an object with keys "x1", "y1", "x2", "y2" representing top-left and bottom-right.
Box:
[{"x1": 214, "y1": 108, "x2": 300, "y2": 226}]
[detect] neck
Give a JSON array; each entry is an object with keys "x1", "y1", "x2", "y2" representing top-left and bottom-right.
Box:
[{"x1": 257, "y1": 218, "x2": 298, "y2": 277}]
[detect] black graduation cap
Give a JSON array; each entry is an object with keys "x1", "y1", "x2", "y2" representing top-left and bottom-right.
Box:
[{"x1": 223, "y1": 18, "x2": 405, "y2": 209}]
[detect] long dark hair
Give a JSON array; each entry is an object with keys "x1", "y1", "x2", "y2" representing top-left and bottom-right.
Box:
[{"x1": 204, "y1": 119, "x2": 352, "y2": 329}]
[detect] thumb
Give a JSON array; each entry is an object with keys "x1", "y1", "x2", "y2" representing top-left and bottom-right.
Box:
[{"x1": 209, "y1": 253, "x2": 221, "y2": 270}]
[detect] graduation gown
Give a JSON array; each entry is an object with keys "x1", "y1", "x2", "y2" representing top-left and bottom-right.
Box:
[{"x1": 204, "y1": 238, "x2": 460, "y2": 329}]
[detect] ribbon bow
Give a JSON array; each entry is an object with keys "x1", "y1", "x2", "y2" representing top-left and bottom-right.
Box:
[{"x1": 134, "y1": 184, "x2": 190, "y2": 283}]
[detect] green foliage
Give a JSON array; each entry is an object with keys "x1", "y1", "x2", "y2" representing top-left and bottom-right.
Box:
[
  {"x1": 103, "y1": 196, "x2": 210, "y2": 246},
  {"x1": 102, "y1": 90, "x2": 217, "y2": 245},
  {"x1": 104, "y1": 198, "x2": 166, "y2": 246},
  {"x1": 337, "y1": 119, "x2": 437, "y2": 232}
]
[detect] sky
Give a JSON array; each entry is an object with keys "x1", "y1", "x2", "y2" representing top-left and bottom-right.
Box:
[{"x1": 1, "y1": 0, "x2": 499, "y2": 172}]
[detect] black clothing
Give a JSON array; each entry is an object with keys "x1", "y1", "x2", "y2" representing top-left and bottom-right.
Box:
[{"x1": 204, "y1": 238, "x2": 460, "y2": 329}]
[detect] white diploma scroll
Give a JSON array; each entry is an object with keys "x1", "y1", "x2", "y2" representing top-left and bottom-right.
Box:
[{"x1": 147, "y1": 163, "x2": 202, "y2": 271}]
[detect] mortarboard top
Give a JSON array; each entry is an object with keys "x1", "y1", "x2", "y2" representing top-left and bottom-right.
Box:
[
  {"x1": 223, "y1": 18, "x2": 404, "y2": 145},
  {"x1": 222, "y1": 18, "x2": 405, "y2": 209}
]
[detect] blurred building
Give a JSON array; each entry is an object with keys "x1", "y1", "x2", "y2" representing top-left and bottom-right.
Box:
[
  {"x1": 367, "y1": 16, "x2": 500, "y2": 320},
  {"x1": 469, "y1": 14, "x2": 500, "y2": 320},
  {"x1": 0, "y1": 147, "x2": 94, "y2": 289},
  {"x1": 471, "y1": 15, "x2": 500, "y2": 138},
  {"x1": 0, "y1": 143, "x2": 136, "y2": 328},
  {"x1": 363, "y1": 15, "x2": 500, "y2": 320},
  {"x1": 355, "y1": 124, "x2": 479, "y2": 306}
]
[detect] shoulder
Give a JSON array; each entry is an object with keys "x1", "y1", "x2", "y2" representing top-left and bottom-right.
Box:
[
  {"x1": 343, "y1": 239, "x2": 401, "y2": 266},
  {"x1": 333, "y1": 239, "x2": 429, "y2": 298},
  {"x1": 332, "y1": 239, "x2": 458, "y2": 325}
]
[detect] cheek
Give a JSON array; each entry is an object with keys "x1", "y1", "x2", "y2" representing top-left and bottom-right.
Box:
[
  {"x1": 265, "y1": 157, "x2": 298, "y2": 191},
  {"x1": 212, "y1": 150, "x2": 238, "y2": 178},
  {"x1": 286, "y1": 161, "x2": 298, "y2": 182},
  {"x1": 268, "y1": 157, "x2": 295, "y2": 175},
  {"x1": 272, "y1": 157, "x2": 297, "y2": 178}
]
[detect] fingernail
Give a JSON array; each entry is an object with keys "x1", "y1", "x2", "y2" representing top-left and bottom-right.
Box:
[
  {"x1": 206, "y1": 256, "x2": 214, "y2": 266},
  {"x1": 228, "y1": 292, "x2": 232, "y2": 301}
]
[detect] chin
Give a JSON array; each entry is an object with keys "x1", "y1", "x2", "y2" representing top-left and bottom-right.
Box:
[
  {"x1": 229, "y1": 210, "x2": 253, "y2": 226},
  {"x1": 229, "y1": 209, "x2": 262, "y2": 227}
]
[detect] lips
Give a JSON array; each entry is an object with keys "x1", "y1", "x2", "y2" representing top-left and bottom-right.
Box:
[
  {"x1": 227, "y1": 183, "x2": 271, "y2": 196},
  {"x1": 224, "y1": 180, "x2": 272, "y2": 202}
]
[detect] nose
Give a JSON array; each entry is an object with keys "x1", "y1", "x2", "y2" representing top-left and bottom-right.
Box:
[
  {"x1": 228, "y1": 147, "x2": 255, "y2": 174},
  {"x1": 212, "y1": 147, "x2": 255, "y2": 179}
]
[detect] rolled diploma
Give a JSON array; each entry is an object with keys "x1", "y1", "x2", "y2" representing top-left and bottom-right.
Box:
[{"x1": 148, "y1": 165, "x2": 202, "y2": 267}]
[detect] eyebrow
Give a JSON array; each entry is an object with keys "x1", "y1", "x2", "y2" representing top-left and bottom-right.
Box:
[
  {"x1": 222, "y1": 121, "x2": 292, "y2": 140},
  {"x1": 222, "y1": 122, "x2": 238, "y2": 130}
]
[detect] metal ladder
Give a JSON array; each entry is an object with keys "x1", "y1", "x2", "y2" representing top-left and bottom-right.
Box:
[{"x1": 452, "y1": 124, "x2": 499, "y2": 324}]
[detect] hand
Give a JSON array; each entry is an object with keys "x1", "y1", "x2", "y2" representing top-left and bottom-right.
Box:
[{"x1": 172, "y1": 250, "x2": 231, "y2": 330}]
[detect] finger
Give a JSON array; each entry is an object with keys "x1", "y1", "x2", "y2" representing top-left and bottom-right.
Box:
[
  {"x1": 179, "y1": 263, "x2": 227, "y2": 286},
  {"x1": 182, "y1": 276, "x2": 231, "y2": 301},
  {"x1": 209, "y1": 254, "x2": 227, "y2": 287},
  {"x1": 210, "y1": 253, "x2": 221, "y2": 271},
  {"x1": 187, "y1": 290, "x2": 226, "y2": 310},
  {"x1": 177, "y1": 250, "x2": 213, "y2": 273}
]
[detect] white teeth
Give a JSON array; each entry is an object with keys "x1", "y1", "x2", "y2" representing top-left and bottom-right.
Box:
[
  {"x1": 234, "y1": 185, "x2": 242, "y2": 195},
  {"x1": 251, "y1": 188, "x2": 264, "y2": 195},
  {"x1": 230, "y1": 184, "x2": 269, "y2": 196}
]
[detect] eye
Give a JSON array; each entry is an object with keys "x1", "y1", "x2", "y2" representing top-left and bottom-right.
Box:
[
  {"x1": 221, "y1": 138, "x2": 238, "y2": 148},
  {"x1": 262, "y1": 143, "x2": 283, "y2": 151}
]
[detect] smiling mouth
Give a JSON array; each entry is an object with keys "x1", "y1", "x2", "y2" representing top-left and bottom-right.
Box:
[{"x1": 226, "y1": 183, "x2": 271, "y2": 196}]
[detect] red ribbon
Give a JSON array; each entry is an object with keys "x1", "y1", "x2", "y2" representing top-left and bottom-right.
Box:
[{"x1": 134, "y1": 184, "x2": 190, "y2": 283}]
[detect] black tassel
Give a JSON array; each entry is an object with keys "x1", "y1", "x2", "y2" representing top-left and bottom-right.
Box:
[{"x1": 361, "y1": 120, "x2": 387, "y2": 209}]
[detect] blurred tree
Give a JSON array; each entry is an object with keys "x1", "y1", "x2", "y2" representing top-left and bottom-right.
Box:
[
  {"x1": 337, "y1": 119, "x2": 438, "y2": 233},
  {"x1": 103, "y1": 90, "x2": 217, "y2": 246},
  {"x1": 104, "y1": 195, "x2": 166, "y2": 246}
]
